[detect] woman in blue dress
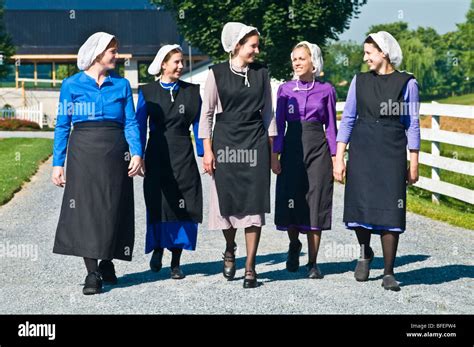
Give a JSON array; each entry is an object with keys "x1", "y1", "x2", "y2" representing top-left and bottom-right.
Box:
[{"x1": 52, "y1": 32, "x2": 144, "y2": 295}]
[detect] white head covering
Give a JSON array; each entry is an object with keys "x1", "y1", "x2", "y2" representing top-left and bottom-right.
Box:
[
  {"x1": 291, "y1": 41, "x2": 324, "y2": 77},
  {"x1": 367, "y1": 31, "x2": 403, "y2": 68},
  {"x1": 77, "y1": 32, "x2": 115, "y2": 70},
  {"x1": 221, "y1": 22, "x2": 259, "y2": 53},
  {"x1": 148, "y1": 44, "x2": 182, "y2": 76}
]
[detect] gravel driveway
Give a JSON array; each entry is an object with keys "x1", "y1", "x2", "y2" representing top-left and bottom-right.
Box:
[{"x1": 0, "y1": 156, "x2": 473, "y2": 314}]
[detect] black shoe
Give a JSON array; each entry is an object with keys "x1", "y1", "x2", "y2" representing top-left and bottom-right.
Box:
[
  {"x1": 222, "y1": 243, "x2": 237, "y2": 280},
  {"x1": 382, "y1": 274, "x2": 401, "y2": 291},
  {"x1": 286, "y1": 240, "x2": 302, "y2": 272},
  {"x1": 243, "y1": 269, "x2": 258, "y2": 289},
  {"x1": 307, "y1": 262, "x2": 324, "y2": 279},
  {"x1": 170, "y1": 266, "x2": 185, "y2": 280},
  {"x1": 98, "y1": 260, "x2": 118, "y2": 284},
  {"x1": 150, "y1": 248, "x2": 164, "y2": 272},
  {"x1": 354, "y1": 247, "x2": 374, "y2": 282},
  {"x1": 83, "y1": 272, "x2": 102, "y2": 295}
]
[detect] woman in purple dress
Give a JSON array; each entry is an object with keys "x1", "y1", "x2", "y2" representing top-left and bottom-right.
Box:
[{"x1": 272, "y1": 41, "x2": 337, "y2": 279}]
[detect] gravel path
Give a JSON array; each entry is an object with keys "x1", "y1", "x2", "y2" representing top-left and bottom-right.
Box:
[{"x1": 0, "y1": 156, "x2": 473, "y2": 314}]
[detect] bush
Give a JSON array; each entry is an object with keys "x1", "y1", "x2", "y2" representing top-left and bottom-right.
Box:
[{"x1": 0, "y1": 118, "x2": 41, "y2": 130}]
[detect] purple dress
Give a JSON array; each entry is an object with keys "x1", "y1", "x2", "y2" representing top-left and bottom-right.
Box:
[{"x1": 274, "y1": 79, "x2": 337, "y2": 232}]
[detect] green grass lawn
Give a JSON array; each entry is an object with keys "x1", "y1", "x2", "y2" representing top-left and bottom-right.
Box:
[
  {"x1": 0, "y1": 138, "x2": 53, "y2": 205},
  {"x1": 430, "y1": 93, "x2": 474, "y2": 105},
  {"x1": 407, "y1": 140, "x2": 473, "y2": 230}
]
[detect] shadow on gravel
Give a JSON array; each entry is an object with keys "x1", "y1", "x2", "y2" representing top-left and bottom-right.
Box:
[
  {"x1": 372, "y1": 264, "x2": 474, "y2": 287},
  {"x1": 104, "y1": 253, "x2": 287, "y2": 292},
  {"x1": 106, "y1": 254, "x2": 433, "y2": 290},
  {"x1": 257, "y1": 254, "x2": 431, "y2": 282}
]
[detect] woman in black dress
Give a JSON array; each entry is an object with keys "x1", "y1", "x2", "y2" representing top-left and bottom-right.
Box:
[
  {"x1": 198, "y1": 22, "x2": 277, "y2": 288},
  {"x1": 137, "y1": 45, "x2": 203, "y2": 280},
  {"x1": 334, "y1": 31, "x2": 420, "y2": 291}
]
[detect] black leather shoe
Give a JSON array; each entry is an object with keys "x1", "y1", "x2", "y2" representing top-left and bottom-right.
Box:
[
  {"x1": 243, "y1": 269, "x2": 258, "y2": 289},
  {"x1": 83, "y1": 272, "x2": 102, "y2": 295},
  {"x1": 382, "y1": 274, "x2": 401, "y2": 291},
  {"x1": 286, "y1": 240, "x2": 302, "y2": 272},
  {"x1": 150, "y1": 248, "x2": 164, "y2": 272},
  {"x1": 354, "y1": 247, "x2": 374, "y2": 282},
  {"x1": 170, "y1": 266, "x2": 185, "y2": 280},
  {"x1": 222, "y1": 243, "x2": 237, "y2": 280},
  {"x1": 98, "y1": 260, "x2": 118, "y2": 284},
  {"x1": 307, "y1": 262, "x2": 324, "y2": 279}
]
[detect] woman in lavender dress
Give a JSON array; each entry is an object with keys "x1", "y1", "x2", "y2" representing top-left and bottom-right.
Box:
[
  {"x1": 273, "y1": 41, "x2": 337, "y2": 279},
  {"x1": 333, "y1": 32, "x2": 420, "y2": 291}
]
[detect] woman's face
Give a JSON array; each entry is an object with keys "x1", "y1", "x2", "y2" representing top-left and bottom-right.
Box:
[
  {"x1": 292, "y1": 47, "x2": 313, "y2": 78},
  {"x1": 363, "y1": 43, "x2": 387, "y2": 71},
  {"x1": 162, "y1": 52, "x2": 184, "y2": 80},
  {"x1": 235, "y1": 35, "x2": 260, "y2": 64},
  {"x1": 98, "y1": 46, "x2": 119, "y2": 70}
]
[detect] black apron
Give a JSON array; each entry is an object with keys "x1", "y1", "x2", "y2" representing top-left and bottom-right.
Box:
[
  {"x1": 140, "y1": 80, "x2": 202, "y2": 224},
  {"x1": 53, "y1": 121, "x2": 135, "y2": 261},
  {"x1": 344, "y1": 71, "x2": 414, "y2": 230},
  {"x1": 275, "y1": 121, "x2": 333, "y2": 230},
  {"x1": 211, "y1": 62, "x2": 270, "y2": 216}
]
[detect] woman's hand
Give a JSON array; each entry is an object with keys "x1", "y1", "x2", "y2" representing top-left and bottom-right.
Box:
[
  {"x1": 203, "y1": 150, "x2": 216, "y2": 176},
  {"x1": 407, "y1": 150, "x2": 419, "y2": 185},
  {"x1": 407, "y1": 163, "x2": 419, "y2": 185},
  {"x1": 333, "y1": 156, "x2": 346, "y2": 183},
  {"x1": 52, "y1": 166, "x2": 66, "y2": 187},
  {"x1": 137, "y1": 159, "x2": 146, "y2": 177},
  {"x1": 128, "y1": 155, "x2": 143, "y2": 177},
  {"x1": 271, "y1": 153, "x2": 281, "y2": 175}
]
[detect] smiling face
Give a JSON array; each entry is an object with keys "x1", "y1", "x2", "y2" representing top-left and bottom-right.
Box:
[
  {"x1": 234, "y1": 33, "x2": 260, "y2": 64},
  {"x1": 95, "y1": 39, "x2": 119, "y2": 70},
  {"x1": 292, "y1": 46, "x2": 314, "y2": 78},
  {"x1": 161, "y1": 50, "x2": 184, "y2": 81},
  {"x1": 363, "y1": 41, "x2": 388, "y2": 72}
]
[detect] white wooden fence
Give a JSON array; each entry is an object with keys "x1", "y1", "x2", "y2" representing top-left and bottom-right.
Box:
[
  {"x1": 336, "y1": 102, "x2": 474, "y2": 205},
  {"x1": 0, "y1": 103, "x2": 46, "y2": 128}
]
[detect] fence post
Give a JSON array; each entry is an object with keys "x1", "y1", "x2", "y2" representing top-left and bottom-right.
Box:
[
  {"x1": 39, "y1": 102, "x2": 44, "y2": 129},
  {"x1": 431, "y1": 113, "x2": 441, "y2": 204}
]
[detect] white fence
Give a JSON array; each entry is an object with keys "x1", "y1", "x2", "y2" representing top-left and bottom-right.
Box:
[
  {"x1": 0, "y1": 103, "x2": 46, "y2": 128},
  {"x1": 336, "y1": 102, "x2": 474, "y2": 205}
]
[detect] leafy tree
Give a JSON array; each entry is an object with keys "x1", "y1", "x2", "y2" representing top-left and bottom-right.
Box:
[
  {"x1": 0, "y1": 0, "x2": 15, "y2": 78},
  {"x1": 153, "y1": 0, "x2": 367, "y2": 80}
]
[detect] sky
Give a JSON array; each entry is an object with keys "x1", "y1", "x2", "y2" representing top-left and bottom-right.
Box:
[{"x1": 5, "y1": 0, "x2": 472, "y2": 41}]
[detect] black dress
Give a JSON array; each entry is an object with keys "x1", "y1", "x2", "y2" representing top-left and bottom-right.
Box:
[
  {"x1": 139, "y1": 80, "x2": 203, "y2": 253},
  {"x1": 211, "y1": 62, "x2": 271, "y2": 217},
  {"x1": 343, "y1": 71, "x2": 414, "y2": 231}
]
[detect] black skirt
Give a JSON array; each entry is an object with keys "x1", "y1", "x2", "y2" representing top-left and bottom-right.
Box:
[
  {"x1": 53, "y1": 121, "x2": 135, "y2": 261},
  {"x1": 143, "y1": 128, "x2": 202, "y2": 223},
  {"x1": 212, "y1": 111, "x2": 270, "y2": 216},
  {"x1": 275, "y1": 121, "x2": 333, "y2": 230},
  {"x1": 344, "y1": 118, "x2": 408, "y2": 229}
]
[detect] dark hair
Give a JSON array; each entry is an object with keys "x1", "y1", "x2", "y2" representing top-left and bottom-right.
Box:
[
  {"x1": 94, "y1": 37, "x2": 119, "y2": 63},
  {"x1": 364, "y1": 36, "x2": 382, "y2": 52},
  {"x1": 159, "y1": 48, "x2": 183, "y2": 75},
  {"x1": 233, "y1": 29, "x2": 259, "y2": 56}
]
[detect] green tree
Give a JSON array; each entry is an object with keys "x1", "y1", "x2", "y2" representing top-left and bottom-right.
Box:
[
  {"x1": 0, "y1": 0, "x2": 15, "y2": 78},
  {"x1": 323, "y1": 40, "x2": 363, "y2": 99},
  {"x1": 153, "y1": 0, "x2": 367, "y2": 80}
]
